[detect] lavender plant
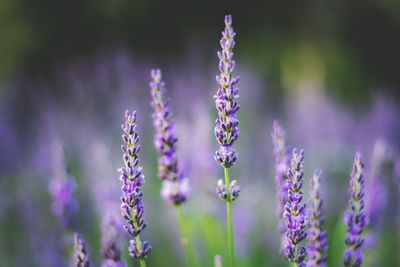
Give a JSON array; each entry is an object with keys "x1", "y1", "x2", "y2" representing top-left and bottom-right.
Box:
[
  {"x1": 343, "y1": 152, "x2": 367, "y2": 267},
  {"x1": 271, "y1": 120, "x2": 290, "y2": 252},
  {"x1": 214, "y1": 14, "x2": 240, "y2": 267},
  {"x1": 284, "y1": 148, "x2": 307, "y2": 267},
  {"x1": 307, "y1": 170, "x2": 328, "y2": 267},
  {"x1": 119, "y1": 111, "x2": 151, "y2": 266},
  {"x1": 74, "y1": 233, "x2": 90, "y2": 267},
  {"x1": 149, "y1": 69, "x2": 198, "y2": 267}
]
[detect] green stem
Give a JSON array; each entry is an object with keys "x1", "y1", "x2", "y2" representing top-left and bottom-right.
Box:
[
  {"x1": 133, "y1": 221, "x2": 147, "y2": 267},
  {"x1": 292, "y1": 245, "x2": 298, "y2": 267},
  {"x1": 175, "y1": 205, "x2": 200, "y2": 267},
  {"x1": 224, "y1": 167, "x2": 235, "y2": 267},
  {"x1": 139, "y1": 259, "x2": 147, "y2": 267}
]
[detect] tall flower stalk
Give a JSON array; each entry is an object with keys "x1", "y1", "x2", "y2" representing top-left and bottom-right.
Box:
[
  {"x1": 307, "y1": 170, "x2": 328, "y2": 267},
  {"x1": 214, "y1": 14, "x2": 240, "y2": 267},
  {"x1": 271, "y1": 120, "x2": 290, "y2": 252},
  {"x1": 149, "y1": 69, "x2": 198, "y2": 267},
  {"x1": 343, "y1": 152, "x2": 366, "y2": 267},
  {"x1": 284, "y1": 148, "x2": 307, "y2": 267},
  {"x1": 119, "y1": 111, "x2": 151, "y2": 267}
]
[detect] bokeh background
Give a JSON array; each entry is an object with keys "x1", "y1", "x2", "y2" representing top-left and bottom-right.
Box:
[{"x1": 1, "y1": 1, "x2": 400, "y2": 267}]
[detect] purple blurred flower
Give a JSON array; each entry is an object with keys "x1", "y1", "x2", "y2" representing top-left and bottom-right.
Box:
[
  {"x1": 48, "y1": 140, "x2": 79, "y2": 228},
  {"x1": 150, "y1": 69, "x2": 189, "y2": 205},
  {"x1": 307, "y1": 170, "x2": 328, "y2": 267},
  {"x1": 214, "y1": 14, "x2": 240, "y2": 169},
  {"x1": 49, "y1": 177, "x2": 78, "y2": 228},
  {"x1": 396, "y1": 157, "x2": 400, "y2": 178},
  {"x1": 271, "y1": 120, "x2": 290, "y2": 251},
  {"x1": 284, "y1": 148, "x2": 307, "y2": 266},
  {"x1": 101, "y1": 214, "x2": 126, "y2": 267},
  {"x1": 363, "y1": 141, "x2": 388, "y2": 251},
  {"x1": 364, "y1": 140, "x2": 388, "y2": 238},
  {"x1": 119, "y1": 110, "x2": 151, "y2": 259},
  {"x1": 344, "y1": 152, "x2": 366, "y2": 267},
  {"x1": 74, "y1": 233, "x2": 90, "y2": 267},
  {"x1": 395, "y1": 157, "x2": 400, "y2": 246}
]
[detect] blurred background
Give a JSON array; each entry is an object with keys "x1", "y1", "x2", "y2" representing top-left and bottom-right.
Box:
[{"x1": 0, "y1": 1, "x2": 400, "y2": 267}]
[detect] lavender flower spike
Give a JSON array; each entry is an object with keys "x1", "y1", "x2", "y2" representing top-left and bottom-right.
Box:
[
  {"x1": 214, "y1": 15, "x2": 240, "y2": 267},
  {"x1": 119, "y1": 111, "x2": 151, "y2": 260},
  {"x1": 284, "y1": 148, "x2": 307, "y2": 267},
  {"x1": 150, "y1": 69, "x2": 189, "y2": 205},
  {"x1": 307, "y1": 170, "x2": 328, "y2": 267},
  {"x1": 74, "y1": 233, "x2": 90, "y2": 267},
  {"x1": 271, "y1": 120, "x2": 290, "y2": 251},
  {"x1": 214, "y1": 14, "x2": 240, "y2": 169},
  {"x1": 344, "y1": 152, "x2": 366, "y2": 267}
]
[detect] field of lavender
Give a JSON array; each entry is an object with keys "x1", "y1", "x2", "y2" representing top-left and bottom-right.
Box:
[{"x1": 1, "y1": 5, "x2": 400, "y2": 267}]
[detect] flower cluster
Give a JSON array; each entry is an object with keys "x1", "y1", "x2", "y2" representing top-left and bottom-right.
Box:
[
  {"x1": 284, "y1": 148, "x2": 307, "y2": 266},
  {"x1": 307, "y1": 170, "x2": 328, "y2": 267},
  {"x1": 343, "y1": 152, "x2": 366, "y2": 267},
  {"x1": 119, "y1": 110, "x2": 151, "y2": 259},
  {"x1": 214, "y1": 15, "x2": 240, "y2": 169},
  {"x1": 271, "y1": 120, "x2": 290, "y2": 249},
  {"x1": 150, "y1": 69, "x2": 189, "y2": 205},
  {"x1": 74, "y1": 233, "x2": 90, "y2": 267}
]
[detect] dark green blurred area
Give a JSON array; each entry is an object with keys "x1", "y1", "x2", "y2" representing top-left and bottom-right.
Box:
[{"x1": 1, "y1": 0, "x2": 400, "y2": 102}]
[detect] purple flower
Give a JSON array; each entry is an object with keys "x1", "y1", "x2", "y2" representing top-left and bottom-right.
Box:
[
  {"x1": 214, "y1": 14, "x2": 240, "y2": 169},
  {"x1": 49, "y1": 177, "x2": 79, "y2": 228},
  {"x1": 271, "y1": 120, "x2": 290, "y2": 251},
  {"x1": 396, "y1": 157, "x2": 400, "y2": 178},
  {"x1": 307, "y1": 170, "x2": 328, "y2": 267},
  {"x1": 48, "y1": 140, "x2": 79, "y2": 228},
  {"x1": 216, "y1": 179, "x2": 240, "y2": 201},
  {"x1": 284, "y1": 148, "x2": 307, "y2": 266},
  {"x1": 363, "y1": 140, "x2": 388, "y2": 250},
  {"x1": 343, "y1": 152, "x2": 366, "y2": 267},
  {"x1": 101, "y1": 214, "x2": 126, "y2": 267},
  {"x1": 74, "y1": 233, "x2": 90, "y2": 267},
  {"x1": 119, "y1": 110, "x2": 151, "y2": 259},
  {"x1": 149, "y1": 69, "x2": 189, "y2": 205},
  {"x1": 101, "y1": 260, "x2": 126, "y2": 267}
]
